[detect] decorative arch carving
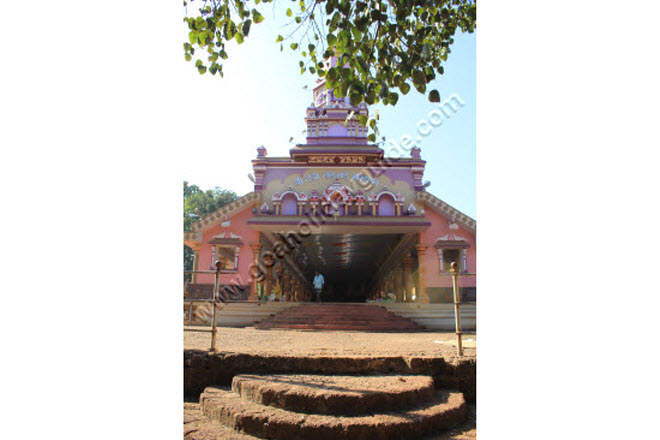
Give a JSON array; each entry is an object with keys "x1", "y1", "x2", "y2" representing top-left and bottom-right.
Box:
[{"x1": 369, "y1": 189, "x2": 404, "y2": 216}]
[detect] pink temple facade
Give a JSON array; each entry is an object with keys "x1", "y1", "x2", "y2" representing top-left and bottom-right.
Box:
[{"x1": 184, "y1": 66, "x2": 476, "y2": 304}]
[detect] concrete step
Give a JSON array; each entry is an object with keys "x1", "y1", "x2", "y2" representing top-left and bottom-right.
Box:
[
  {"x1": 200, "y1": 386, "x2": 467, "y2": 440},
  {"x1": 255, "y1": 325, "x2": 422, "y2": 331},
  {"x1": 231, "y1": 374, "x2": 435, "y2": 416},
  {"x1": 260, "y1": 320, "x2": 420, "y2": 326},
  {"x1": 254, "y1": 304, "x2": 424, "y2": 331}
]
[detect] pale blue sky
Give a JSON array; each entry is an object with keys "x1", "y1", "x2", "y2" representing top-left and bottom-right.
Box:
[{"x1": 181, "y1": 8, "x2": 476, "y2": 218}]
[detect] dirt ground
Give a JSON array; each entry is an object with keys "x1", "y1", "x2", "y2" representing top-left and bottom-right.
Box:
[
  {"x1": 184, "y1": 327, "x2": 476, "y2": 439},
  {"x1": 184, "y1": 327, "x2": 476, "y2": 360},
  {"x1": 183, "y1": 401, "x2": 476, "y2": 440}
]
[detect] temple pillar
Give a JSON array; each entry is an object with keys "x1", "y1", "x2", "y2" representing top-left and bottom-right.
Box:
[
  {"x1": 395, "y1": 266, "x2": 404, "y2": 302},
  {"x1": 282, "y1": 272, "x2": 289, "y2": 301},
  {"x1": 190, "y1": 244, "x2": 201, "y2": 284},
  {"x1": 462, "y1": 248, "x2": 469, "y2": 273},
  {"x1": 263, "y1": 253, "x2": 274, "y2": 300},
  {"x1": 403, "y1": 256, "x2": 415, "y2": 302},
  {"x1": 415, "y1": 244, "x2": 430, "y2": 303},
  {"x1": 248, "y1": 243, "x2": 262, "y2": 300}
]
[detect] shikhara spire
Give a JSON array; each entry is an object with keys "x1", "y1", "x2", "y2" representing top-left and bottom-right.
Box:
[{"x1": 305, "y1": 56, "x2": 369, "y2": 145}]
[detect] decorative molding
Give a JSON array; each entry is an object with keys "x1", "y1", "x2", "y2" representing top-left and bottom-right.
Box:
[
  {"x1": 434, "y1": 233, "x2": 470, "y2": 249},
  {"x1": 212, "y1": 232, "x2": 242, "y2": 240},
  {"x1": 190, "y1": 192, "x2": 262, "y2": 232},
  {"x1": 308, "y1": 155, "x2": 367, "y2": 164},
  {"x1": 272, "y1": 189, "x2": 307, "y2": 202},
  {"x1": 415, "y1": 191, "x2": 476, "y2": 233},
  {"x1": 437, "y1": 233, "x2": 466, "y2": 242}
]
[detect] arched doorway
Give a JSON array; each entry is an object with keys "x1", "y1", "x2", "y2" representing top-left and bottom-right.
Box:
[
  {"x1": 377, "y1": 194, "x2": 395, "y2": 216},
  {"x1": 281, "y1": 193, "x2": 298, "y2": 215}
]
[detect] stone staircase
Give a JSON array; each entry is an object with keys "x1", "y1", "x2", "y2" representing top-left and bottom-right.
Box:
[
  {"x1": 192, "y1": 373, "x2": 467, "y2": 440},
  {"x1": 253, "y1": 303, "x2": 424, "y2": 331}
]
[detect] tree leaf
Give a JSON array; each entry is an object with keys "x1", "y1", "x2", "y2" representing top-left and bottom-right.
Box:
[
  {"x1": 242, "y1": 19, "x2": 251, "y2": 36},
  {"x1": 252, "y1": 10, "x2": 264, "y2": 24},
  {"x1": 182, "y1": 0, "x2": 477, "y2": 110}
]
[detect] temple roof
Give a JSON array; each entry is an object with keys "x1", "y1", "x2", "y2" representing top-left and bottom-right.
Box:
[
  {"x1": 416, "y1": 191, "x2": 476, "y2": 234},
  {"x1": 187, "y1": 191, "x2": 262, "y2": 235}
]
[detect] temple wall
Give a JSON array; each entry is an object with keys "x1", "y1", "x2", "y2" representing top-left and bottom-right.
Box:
[
  {"x1": 420, "y1": 206, "x2": 476, "y2": 291},
  {"x1": 196, "y1": 206, "x2": 259, "y2": 286},
  {"x1": 261, "y1": 166, "x2": 419, "y2": 211}
]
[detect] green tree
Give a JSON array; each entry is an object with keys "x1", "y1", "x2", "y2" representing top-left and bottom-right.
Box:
[
  {"x1": 183, "y1": 0, "x2": 476, "y2": 141},
  {"x1": 184, "y1": 181, "x2": 238, "y2": 280}
]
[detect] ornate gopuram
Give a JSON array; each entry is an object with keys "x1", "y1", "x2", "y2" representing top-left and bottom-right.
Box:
[{"x1": 184, "y1": 60, "x2": 476, "y2": 305}]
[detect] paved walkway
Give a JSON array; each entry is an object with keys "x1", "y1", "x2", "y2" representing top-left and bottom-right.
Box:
[{"x1": 184, "y1": 327, "x2": 476, "y2": 360}]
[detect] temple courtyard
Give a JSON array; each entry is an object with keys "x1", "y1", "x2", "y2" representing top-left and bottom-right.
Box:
[{"x1": 184, "y1": 327, "x2": 476, "y2": 359}]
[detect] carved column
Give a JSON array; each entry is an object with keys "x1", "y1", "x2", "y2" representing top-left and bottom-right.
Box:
[
  {"x1": 462, "y1": 248, "x2": 469, "y2": 273},
  {"x1": 190, "y1": 244, "x2": 201, "y2": 284},
  {"x1": 395, "y1": 266, "x2": 404, "y2": 302},
  {"x1": 415, "y1": 244, "x2": 430, "y2": 303},
  {"x1": 248, "y1": 243, "x2": 262, "y2": 300},
  {"x1": 437, "y1": 248, "x2": 444, "y2": 273},
  {"x1": 403, "y1": 256, "x2": 415, "y2": 302},
  {"x1": 261, "y1": 251, "x2": 274, "y2": 300},
  {"x1": 209, "y1": 246, "x2": 216, "y2": 270}
]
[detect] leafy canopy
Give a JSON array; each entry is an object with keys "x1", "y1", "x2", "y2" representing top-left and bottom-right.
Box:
[
  {"x1": 183, "y1": 181, "x2": 238, "y2": 277},
  {"x1": 183, "y1": 0, "x2": 476, "y2": 132},
  {"x1": 184, "y1": 181, "x2": 238, "y2": 232}
]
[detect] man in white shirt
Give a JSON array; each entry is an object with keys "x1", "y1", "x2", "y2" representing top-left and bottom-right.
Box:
[{"x1": 313, "y1": 272, "x2": 324, "y2": 303}]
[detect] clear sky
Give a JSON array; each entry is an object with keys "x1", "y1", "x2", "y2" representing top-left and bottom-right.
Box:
[{"x1": 181, "y1": 7, "x2": 476, "y2": 219}]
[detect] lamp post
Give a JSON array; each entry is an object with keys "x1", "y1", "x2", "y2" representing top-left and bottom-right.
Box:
[
  {"x1": 450, "y1": 262, "x2": 463, "y2": 356},
  {"x1": 210, "y1": 260, "x2": 223, "y2": 351}
]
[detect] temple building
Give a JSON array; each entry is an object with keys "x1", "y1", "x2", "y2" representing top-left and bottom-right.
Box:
[{"x1": 184, "y1": 60, "x2": 476, "y2": 304}]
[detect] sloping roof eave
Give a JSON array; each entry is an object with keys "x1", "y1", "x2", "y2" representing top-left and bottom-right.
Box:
[
  {"x1": 416, "y1": 191, "x2": 476, "y2": 234},
  {"x1": 188, "y1": 191, "x2": 262, "y2": 233}
]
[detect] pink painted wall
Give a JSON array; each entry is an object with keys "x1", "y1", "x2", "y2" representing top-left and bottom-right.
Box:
[
  {"x1": 420, "y1": 207, "x2": 476, "y2": 289},
  {"x1": 196, "y1": 205, "x2": 259, "y2": 286}
]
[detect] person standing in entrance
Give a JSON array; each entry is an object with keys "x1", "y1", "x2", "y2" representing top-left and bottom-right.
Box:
[{"x1": 313, "y1": 271, "x2": 324, "y2": 303}]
